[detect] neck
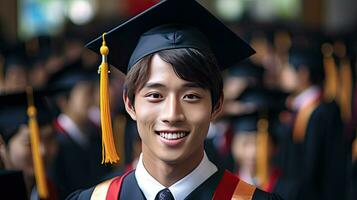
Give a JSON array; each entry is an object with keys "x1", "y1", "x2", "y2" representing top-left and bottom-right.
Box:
[
  {"x1": 141, "y1": 146, "x2": 204, "y2": 187},
  {"x1": 64, "y1": 112, "x2": 88, "y2": 130}
]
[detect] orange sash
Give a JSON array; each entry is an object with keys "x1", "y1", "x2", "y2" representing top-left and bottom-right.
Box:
[
  {"x1": 292, "y1": 99, "x2": 319, "y2": 143},
  {"x1": 213, "y1": 170, "x2": 256, "y2": 200},
  {"x1": 91, "y1": 170, "x2": 132, "y2": 200}
]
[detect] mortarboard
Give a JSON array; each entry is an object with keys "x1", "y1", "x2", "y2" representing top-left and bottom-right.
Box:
[
  {"x1": 85, "y1": 0, "x2": 255, "y2": 164},
  {"x1": 85, "y1": 0, "x2": 255, "y2": 73},
  {"x1": 0, "y1": 89, "x2": 57, "y2": 143},
  {"x1": 227, "y1": 60, "x2": 265, "y2": 87},
  {"x1": 237, "y1": 86, "x2": 288, "y2": 114},
  {"x1": 47, "y1": 59, "x2": 97, "y2": 91},
  {"x1": 232, "y1": 113, "x2": 259, "y2": 134},
  {"x1": 288, "y1": 43, "x2": 324, "y2": 85}
]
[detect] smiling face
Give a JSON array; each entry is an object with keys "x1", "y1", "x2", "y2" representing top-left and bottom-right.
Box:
[
  {"x1": 7, "y1": 123, "x2": 58, "y2": 177},
  {"x1": 124, "y1": 54, "x2": 222, "y2": 166}
]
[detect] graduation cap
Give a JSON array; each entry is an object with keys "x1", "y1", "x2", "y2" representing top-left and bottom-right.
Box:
[
  {"x1": 232, "y1": 113, "x2": 259, "y2": 134},
  {"x1": 0, "y1": 87, "x2": 59, "y2": 199},
  {"x1": 47, "y1": 59, "x2": 97, "y2": 91},
  {"x1": 237, "y1": 86, "x2": 288, "y2": 114},
  {"x1": 288, "y1": 43, "x2": 324, "y2": 85},
  {"x1": 2, "y1": 43, "x2": 28, "y2": 76},
  {"x1": 227, "y1": 60, "x2": 265, "y2": 87},
  {"x1": 0, "y1": 89, "x2": 57, "y2": 143},
  {"x1": 85, "y1": 0, "x2": 255, "y2": 164},
  {"x1": 86, "y1": 0, "x2": 254, "y2": 72}
]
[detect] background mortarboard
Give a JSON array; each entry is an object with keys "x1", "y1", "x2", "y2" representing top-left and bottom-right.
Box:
[
  {"x1": 0, "y1": 88, "x2": 59, "y2": 144},
  {"x1": 85, "y1": 0, "x2": 255, "y2": 74},
  {"x1": 227, "y1": 60, "x2": 266, "y2": 87},
  {"x1": 288, "y1": 42, "x2": 325, "y2": 85},
  {"x1": 47, "y1": 59, "x2": 98, "y2": 91},
  {"x1": 232, "y1": 113, "x2": 259, "y2": 134},
  {"x1": 236, "y1": 86, "x2": 288, "y2": 113},
  {"x1": 1, "y1": 42, "x2": 28, "y2": 75}
]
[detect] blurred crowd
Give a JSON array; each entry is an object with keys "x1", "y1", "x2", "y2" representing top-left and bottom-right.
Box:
[{"x1": 0, "y1": 23, "x2": 356, "y2": 199}]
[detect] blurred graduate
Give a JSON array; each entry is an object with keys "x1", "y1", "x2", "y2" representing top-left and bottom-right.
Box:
[
  {"x1": 279, "y1": 39, "x2": 347, "y2": 200},
  {"x1": 0, "y1": 88, "x2": 60, "y2": 200},
  {"x1": 48, "y1": 61, "x2": 113, "y2": 198}
]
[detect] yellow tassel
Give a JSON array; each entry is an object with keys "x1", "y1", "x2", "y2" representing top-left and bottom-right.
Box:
[
  {"x1": 338, "y1": 58, "x2": 352, "y2": 123},
  {"x1": 333, "y1": 41, "x2": 352, "y2": 123},
  {"x1": 26, "y1": 87, "x2": 48, "y2": 199},
  {"x1": 321, "y1": 43, "x2": 338, "y2": 102},
  {"x1": 353, "y1": 130, "x2": 357, "y2": 161},
  {"x1": 256, "y1": 118, "x2": 269, "y2": 187},
  {"x1": 99, "y1": 33, "x2": 119, "y2": 164}
]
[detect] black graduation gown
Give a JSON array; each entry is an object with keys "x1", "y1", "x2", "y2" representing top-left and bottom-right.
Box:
[
  {"x1": 66, "y1": 169, "x2": 283, "y2": 200},
  {"x1": 50, "y1": 122, "x2": 113, "y2": 199},
  {"x1": 271, "y1": 176, "x2": 300, "y2": 200},
  {"x1": 280, "y1": 101, "x2": 347, "y2": 200}
]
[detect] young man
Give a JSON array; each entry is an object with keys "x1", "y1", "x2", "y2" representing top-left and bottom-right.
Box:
[{"x1": 68, "y1": 0, "x2": 283, "y2": 199}]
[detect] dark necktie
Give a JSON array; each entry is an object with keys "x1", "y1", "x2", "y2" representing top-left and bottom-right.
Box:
[{"x1": 155, "y1": 188, "x2": 174, "y2": 200}]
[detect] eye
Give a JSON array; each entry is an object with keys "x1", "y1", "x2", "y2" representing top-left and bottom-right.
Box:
[
  {"x1": 183, "y1": 94, "x2": 201, "y2": 102},
  {"x1": 145, "y1": 92, "x2": 163, "y2": 102}
]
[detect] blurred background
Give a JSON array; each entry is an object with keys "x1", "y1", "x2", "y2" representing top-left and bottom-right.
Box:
[{"x1": 0, "y1": 0, "x2": 356, "y2": 199}]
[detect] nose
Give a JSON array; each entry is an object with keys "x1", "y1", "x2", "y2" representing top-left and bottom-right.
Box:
[{"x1": 161, "y1": 95, "x2": 185, "y2": 124}]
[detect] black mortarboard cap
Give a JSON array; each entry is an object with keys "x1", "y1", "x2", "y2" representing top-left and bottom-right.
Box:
[
  {"x1": 232, "y1": 114, "x2": 259, "y2": 134},
  {"x1": 229, "y1": 61, "x2": 265, "y2": 79},
  {"x1": 289, "y1": 42, "x2": 324, "y2": 84},
  {"x1": 231, "y1": 113, "x2": 279, "y2": 145},
  {"x1": 47, "y1": 60, "x2": 97, "y2": 91},
  {"x1": 85, "y1": 0, "x2": 255, "y2": 74},
  {"x1": 0, "y1": 89, "x2": 57, "y2": 144},
  {"x1": 237, "y1": 87, "x2": 288, "y2": 113}
]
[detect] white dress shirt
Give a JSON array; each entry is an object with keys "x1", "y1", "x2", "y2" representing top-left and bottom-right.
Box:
[
  {"x1": 135, "y1": 152, "x2": 218, "y2": 200},
  {"x1": 57, "y1": 114, "x2": 89, "y2": 147}
]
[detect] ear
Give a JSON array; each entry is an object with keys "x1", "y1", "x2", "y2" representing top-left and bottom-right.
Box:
[
  {"x1": 211, "y1": 94, "x2": 224, "y2": 121},
  {"x1": 123, "y1": 92, "x2": 137, "y2": 121}
]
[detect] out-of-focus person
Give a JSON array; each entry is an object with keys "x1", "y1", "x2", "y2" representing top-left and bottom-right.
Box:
[
  {"x1": 48, "y1": 61, "x2": 113, "y2": 198},
  {"x1": 279, "y1": 41, "x2": 346, "y2": 200},
  {"x1": 0, "y1": 90, "x2": 59, "y2": 200}
]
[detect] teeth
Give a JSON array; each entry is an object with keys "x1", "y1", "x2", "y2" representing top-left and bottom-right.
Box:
[{"x1": 159, "y1": 132, "x2": 188, "y2": 140}]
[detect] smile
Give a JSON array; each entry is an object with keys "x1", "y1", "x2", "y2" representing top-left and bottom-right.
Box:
[{"x1": 155, "y1": 131, "x2": 189, "y2": 140}]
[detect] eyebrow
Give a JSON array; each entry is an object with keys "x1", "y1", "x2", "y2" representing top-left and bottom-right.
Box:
[{"x1": 143, "y1": 82, "x2": 203, "y2": 89}]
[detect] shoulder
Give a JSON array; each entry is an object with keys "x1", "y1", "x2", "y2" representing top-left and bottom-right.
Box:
[
  {"x1": 65, "y1": 171, "x2": 132, "y2": 200},
  {"x1": 253, "y1": 188, "x2": 285, "y2": 200},
  {"x1": 313, "y1": 100, "x2": 340, "y2": 116},
  {"x1": 217, "y1": 170, "x2": 284, "y2": 200},
  {"x1": 65, "y1": 187, "x2": 95, "y2": 200}
]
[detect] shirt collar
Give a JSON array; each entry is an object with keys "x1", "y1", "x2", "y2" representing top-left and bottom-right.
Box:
[
  {"x1": 292, "y1": 86, "x2": 321, "y2": 110},
  {"x1": 57, "y1": 114, "x2": 88, "y2": 147},
  {"x1": 135, "y1": 152, "x2": 217, "y2": 200}
]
